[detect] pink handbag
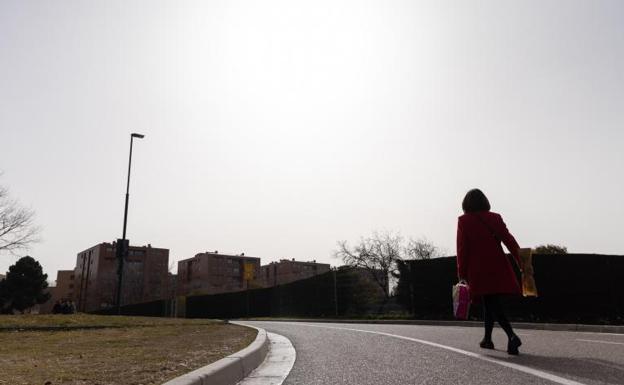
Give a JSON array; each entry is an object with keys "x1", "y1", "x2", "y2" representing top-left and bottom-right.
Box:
[{"x1": 452, "y1": 282, "x2": 471, "y2": 320}]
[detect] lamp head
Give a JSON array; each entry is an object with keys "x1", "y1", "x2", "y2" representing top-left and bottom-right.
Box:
[{"x1": 131, "y1": 133, "x2": 145, "y2": 139}]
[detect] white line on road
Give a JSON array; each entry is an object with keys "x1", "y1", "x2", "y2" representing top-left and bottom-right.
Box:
[
  {"x1": 577, "y1": 339, "x2": 624, "y2": 346},
  {"x1": 283, "y1": 322, "x2": 587, "y2": 385},
  {"x1": 236, "y1": 331, "x2": 296, "y2": 385},
  {"x1": 579, "y1": 331, "x2": 624, "y2": 336}
]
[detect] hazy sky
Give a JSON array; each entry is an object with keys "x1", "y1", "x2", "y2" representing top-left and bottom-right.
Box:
[{"x1": 1, "y1": 1, "x2": 623, "y2": 280}]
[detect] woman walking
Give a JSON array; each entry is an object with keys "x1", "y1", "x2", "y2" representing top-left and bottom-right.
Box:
[{"x1": 456, "y1": 188, "x2": 523, "y2": 355}]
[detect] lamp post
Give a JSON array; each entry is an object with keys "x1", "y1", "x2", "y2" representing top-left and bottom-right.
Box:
[{"x1": 116, "y1": 132, "x2": 145, "y2": 314}]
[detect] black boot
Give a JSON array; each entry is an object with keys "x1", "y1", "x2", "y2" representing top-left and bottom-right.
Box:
[
  {"x1": 507, "y1": 335, "x2": 522, "y2": 355},
  {"x1": 479, "y1": 339, "x2": 494, "y2": 349}
]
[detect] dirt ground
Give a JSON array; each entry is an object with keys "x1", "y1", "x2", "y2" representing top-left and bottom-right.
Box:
[{"x1": 0, "y1": 315, "x2": 256, "y2": 385}]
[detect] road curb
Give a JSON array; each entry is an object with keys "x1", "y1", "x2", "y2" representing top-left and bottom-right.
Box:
[
  {"x1": 242, "y1": 318, "x2": 624, "y2": 334},
  {"x1": 162, "y1": 324, "x2": 269, "y2": 385}
]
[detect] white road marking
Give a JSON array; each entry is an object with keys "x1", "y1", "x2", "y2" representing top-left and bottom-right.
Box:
[
  {"x1": 237, "y1": 331, "x2": 296, "y2": 385},
  {"x1": 577, "y1": 339, "x2": 624, "y2": 346},
  {"x1": 277, "y1": 322, "x2": 587, "y2": 385},
  {"x1": 578, "y1": 331, "x2": 624, "y2": 337}
]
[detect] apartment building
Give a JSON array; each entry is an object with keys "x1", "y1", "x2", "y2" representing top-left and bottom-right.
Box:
[
  {"x1": 73, "y1": 242, "x2": 169, "y2": 312},
  {"x1": 176, "y1": 251, "x2": 261, "y2": 296},
  {"x1": 39, "y1": 270, "x2": 76, "y2": 313},
  {"x1": 53, "y1": 270, "x2": 76, "y2": 301},
  {"x1": 261, "y1": 259, "x2": 331, "y2": 287}
]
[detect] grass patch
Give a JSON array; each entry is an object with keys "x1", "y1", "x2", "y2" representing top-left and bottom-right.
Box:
[
  {"x1": 0, "y1": 314, "x2": 256, "y2": 385},
  {"x1": 0, "y1": 313, "x2": 219, "y2": 330}
]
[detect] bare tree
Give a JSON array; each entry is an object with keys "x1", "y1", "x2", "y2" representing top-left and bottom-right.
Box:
[
  {"x1": 334, "y1": 231, "x2": 403, "y2": 300},
  {"x1": 405, "y1": 237, "x2": 440, "y2": 260},
  {"x1": 0, "y1": 184, "x2": 40, "y2": 254}
]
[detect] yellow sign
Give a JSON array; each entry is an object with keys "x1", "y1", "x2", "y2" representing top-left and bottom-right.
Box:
[{"x1": 243, "y1": 262, "x2": 255, "y2": 281}]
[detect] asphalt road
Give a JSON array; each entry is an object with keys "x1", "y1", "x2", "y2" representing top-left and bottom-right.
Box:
[{"x1": 240, "y1": 321, "x2": 624, "y2": 385}]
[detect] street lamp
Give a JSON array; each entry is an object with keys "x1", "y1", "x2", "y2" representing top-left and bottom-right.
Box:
[{"x1": 116, "y1": 132, "x2": 145, "y2": 314}]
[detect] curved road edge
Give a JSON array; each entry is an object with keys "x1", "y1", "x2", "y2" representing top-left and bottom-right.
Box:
[
  {"x1": 235, "y1": 328, "x2": 297, "y2": 385},
  {"x1": 162, "y1": 323, "x2": 269, "y2": 385}
]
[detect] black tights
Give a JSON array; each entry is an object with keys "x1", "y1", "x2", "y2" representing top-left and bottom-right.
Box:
[{"x1": 483, "y1": 295, "x2": 515, "y2": 340}]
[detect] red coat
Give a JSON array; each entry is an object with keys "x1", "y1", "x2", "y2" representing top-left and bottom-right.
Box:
[{"x1": 456, "y1": 211, "x2": 521, "y2": 300}]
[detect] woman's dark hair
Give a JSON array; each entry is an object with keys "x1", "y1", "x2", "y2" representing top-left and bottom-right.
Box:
[{"x1": 462, "y1": 189, "x2": 491, "y2": 213}]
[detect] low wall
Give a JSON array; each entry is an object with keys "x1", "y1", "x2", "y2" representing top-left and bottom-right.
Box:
[
  {"x1": 93, "y1": 268, "x2": 385, "y2": 319},
  {"x1": 396, "y1": 254, "x2": 624, "y2": 324},
  {"x1": 92, "y1": 254, "x2": 624, "y2": 325},
  {"x1": 186, "y1": 267, "x2": 385, "y2": 319},
  {"x1": 94, "y1": 299, "x2": 173, "y2": 317}
]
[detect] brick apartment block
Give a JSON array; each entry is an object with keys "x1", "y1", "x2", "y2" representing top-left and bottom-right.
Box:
[
  {"x1": 176, "y1": 252, "x2": 262, "y2": 296},
  {"x1": 261, "y1": 259, "x2": 331, "y2": 287},
  {"x1": 53, "y1": 270, "x2": 76, "y2": 301},
  {"x1": 74, "y1": 242, "x2": 169, "y2": 312}
]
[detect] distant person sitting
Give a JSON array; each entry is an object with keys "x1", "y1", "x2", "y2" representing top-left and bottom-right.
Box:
[
  {"x1": 61, "y1": 300, "x2": 72, "y2": 314},
  {"x1": 52, "y1": 300, "x2": 62, "y2": 314},
  {"x1": 456, "y1": 188, "x2": 523, "y2": 355}
]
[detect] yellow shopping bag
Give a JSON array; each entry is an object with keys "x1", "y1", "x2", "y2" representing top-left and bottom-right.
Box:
[{"x1": 519, "y1": 248, "x2": 538, "y2": 297}]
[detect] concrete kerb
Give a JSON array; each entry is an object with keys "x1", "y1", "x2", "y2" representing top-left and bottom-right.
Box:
[
  {"x1": 162, "y1": 324, "x2": 269, "y2": 385},
  {"x1": 240, "y1": 318, "x2": 624, "y2": 334}
]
